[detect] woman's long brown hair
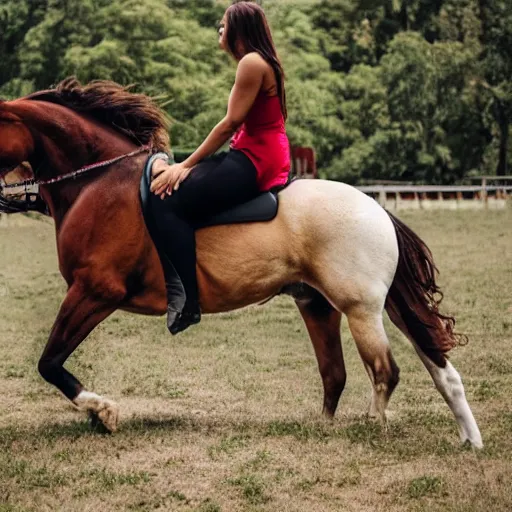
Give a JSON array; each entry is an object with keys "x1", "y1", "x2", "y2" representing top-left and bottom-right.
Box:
[{"x1": 225, "y1": 1, "x2": 287, "y2": 120}]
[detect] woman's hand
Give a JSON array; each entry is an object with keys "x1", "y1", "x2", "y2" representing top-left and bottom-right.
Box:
[
  {"x1": 151, "y1": 158, "x2": 169, "y2": 179},
  {"x1": 150, "y1": 162, "x2": 193, "y2": 198}
]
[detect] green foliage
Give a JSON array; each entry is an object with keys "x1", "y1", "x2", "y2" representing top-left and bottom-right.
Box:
[{"x1": 0, "y1": 0, "x2": 510, "y2": 182}]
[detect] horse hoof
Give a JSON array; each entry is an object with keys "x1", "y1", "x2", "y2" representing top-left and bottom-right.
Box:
[
  {"x1": 461, "y1": 437, "x2": 483, "y2": 450},
  {"x1": 366, "y1": 411, "x2": 384, "y2": 422},
  {"x1": 88, "y1": 410, "x2": 111, "y2": 434},
  {"x1": 97, "y1": 400, "x2": 120, "y2": 433},
  {"x1": 74, "y1": 391, "x2": 120, "y2": 432}
]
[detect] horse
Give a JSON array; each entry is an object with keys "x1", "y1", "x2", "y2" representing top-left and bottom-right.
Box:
[{"x1": 0, "y1": 78, "x2": 482, "y2": 448}]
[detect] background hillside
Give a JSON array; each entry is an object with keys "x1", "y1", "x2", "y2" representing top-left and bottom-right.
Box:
[{"x1": 1, "y1": 0, "x2": 510, "y2": 183}]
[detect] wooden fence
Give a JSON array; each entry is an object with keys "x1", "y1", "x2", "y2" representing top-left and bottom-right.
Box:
[{"x1": 357, "y1": 177, "x2": 512, "y2": 210}]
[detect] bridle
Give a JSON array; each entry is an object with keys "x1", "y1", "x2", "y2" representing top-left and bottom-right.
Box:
[{"x1": 0, "y1": 145, "x2": 151, "y2": 214}]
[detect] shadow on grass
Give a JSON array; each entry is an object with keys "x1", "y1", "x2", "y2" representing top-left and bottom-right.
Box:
[
  {"x1": 1, "y1": 408, "x2": 504, "y2": 460},
  {"x1": 0, "y1": 419, "x2": 106, "y2": 447},
  {"x1": 0, "y1": 415, "x2": 209, "y2": 448}
]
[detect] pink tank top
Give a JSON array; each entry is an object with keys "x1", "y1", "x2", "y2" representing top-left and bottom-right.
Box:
[{"x1": 230, "y1": 92, "x2": 290, "y2": 191}]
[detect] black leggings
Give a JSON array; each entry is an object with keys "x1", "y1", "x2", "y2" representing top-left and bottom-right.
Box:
[{"x1": 149, "y1": 150, "x2": 260, "y2": 307}]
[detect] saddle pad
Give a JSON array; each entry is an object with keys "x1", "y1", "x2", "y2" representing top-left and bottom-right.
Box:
[
  {"x1": 140, "y1": 155, "x2": 279, "y2": 230},
  {"x1": 194, "y1": 192, "x2": 278, "y2": 229}
]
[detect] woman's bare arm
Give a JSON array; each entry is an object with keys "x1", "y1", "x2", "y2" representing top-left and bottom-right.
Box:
[{"x1": 181, "y1": 53, "x2": 265, "y2": 168}]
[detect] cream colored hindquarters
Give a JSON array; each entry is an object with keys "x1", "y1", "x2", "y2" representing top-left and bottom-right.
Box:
[
  {"x1": 197, "y1": 180, "x2": 400, "y2": 422},
  {"x1": 196, "y1": 180, "x2": 482, "y2": 448},
  {"x1": 196, "y1": 179, "x2": 399, "y2": 315}
]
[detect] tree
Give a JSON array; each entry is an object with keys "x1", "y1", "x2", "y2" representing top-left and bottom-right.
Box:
[
  {"x1": 477, "y1": 0, "x2": 512, "y2": 175},
  {"x1": 0, "y1": 0, "x2": 509, "y2": 182},
  {"x1": 0, "y1": 0, "x2": 48, "y2": 97}
]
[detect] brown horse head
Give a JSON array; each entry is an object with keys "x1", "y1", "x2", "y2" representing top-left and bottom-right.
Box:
[{"x1": 0, "y1": 78, "x2": 170, "y2": 182}]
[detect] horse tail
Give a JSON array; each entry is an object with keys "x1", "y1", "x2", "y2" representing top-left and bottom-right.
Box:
[{"x1": 384, "y1": 211, "x2": 466, "y2": 368}]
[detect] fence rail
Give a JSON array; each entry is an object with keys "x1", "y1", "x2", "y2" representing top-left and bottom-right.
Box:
[
  {"x1": 356, "y1": 181, "x2": 512, "y2": 210},
  {"x1": 357, "y1": 185, "x2": 512, "y2": 193}
]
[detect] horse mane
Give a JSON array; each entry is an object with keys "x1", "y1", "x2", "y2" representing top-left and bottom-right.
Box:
[{"x1": 25, "y1": 77, "x2": 170, "y2": 151}]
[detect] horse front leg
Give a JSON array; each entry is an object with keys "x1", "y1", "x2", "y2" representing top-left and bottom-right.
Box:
[{"x1": 38, "y1": 282, "x2": 120, "y2": 431}]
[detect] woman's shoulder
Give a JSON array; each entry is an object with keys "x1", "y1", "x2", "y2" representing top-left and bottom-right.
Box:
[
  {"x1": 237, "y1": 53, "x2": 273, "y2": 86},
  {"x1": 238, "y1": 52, "x2": 268, "y2": 70}
]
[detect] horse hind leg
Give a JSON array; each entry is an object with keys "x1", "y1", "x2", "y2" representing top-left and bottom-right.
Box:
[
  {"x1": 345, "y1": 305, "x2": 400, "y2": 424},
  {"x1": 38, "y1": 282, "x2": 121, "y2": 432},
  {"x1": 386, "y1": 304, "x2": 482, "y2": 448},
  {"x1": 385, "y1": 210, "x2": 482, "y2": 448},
  {"x1": 414, "y1": 345, "x2": 482, "y2": 449},
  {"x1": 292, "y1": 286, "x2": 346, "y2": 417}
]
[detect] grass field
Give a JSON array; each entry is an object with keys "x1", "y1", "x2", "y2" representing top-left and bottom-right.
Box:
[{"x1": 0, "y1": 208, "x2": 511, "y2": 512}]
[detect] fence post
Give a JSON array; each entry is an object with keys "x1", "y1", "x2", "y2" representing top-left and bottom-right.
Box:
[
  {"x1": 378, "y1": 187, "x2": 386, "y2": 207},
  {"x1": 456, "y1": 190, "x2": 462, "y2": 208},
  {"x1": 413, "y1": 191, "x2": 420, "y2": 209},
  {"x1": 420, "y1": 192, "x2": 427, "y2": 209}
]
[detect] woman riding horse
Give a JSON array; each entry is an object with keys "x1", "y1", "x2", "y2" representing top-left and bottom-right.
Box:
[
  {"x1": 148, "y1": 2, "x2": 290, "y2": 334},
  {"x1": 0, "y1": 14, "x2": 482, "y2": 446}
]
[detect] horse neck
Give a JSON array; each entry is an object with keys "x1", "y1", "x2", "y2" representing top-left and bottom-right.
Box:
[{"x1": 8, "y1": 100, "x2": 137, "y2": 224}]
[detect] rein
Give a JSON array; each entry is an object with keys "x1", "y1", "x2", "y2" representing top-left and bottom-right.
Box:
[
  {"x1": 2, "y1": 145, "x2": 151, "y2": 189},
  {"x1": 0, "y1": 145, "x2": 151, "y2": 214}
]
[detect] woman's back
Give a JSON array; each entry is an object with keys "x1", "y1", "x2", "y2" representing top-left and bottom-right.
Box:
[
  {"x1": 241, "y1": 91, "x2": 284, "y2": 132},
  {"x1": 230, "y1": 58, "x2": 290, "y2": 191}
]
